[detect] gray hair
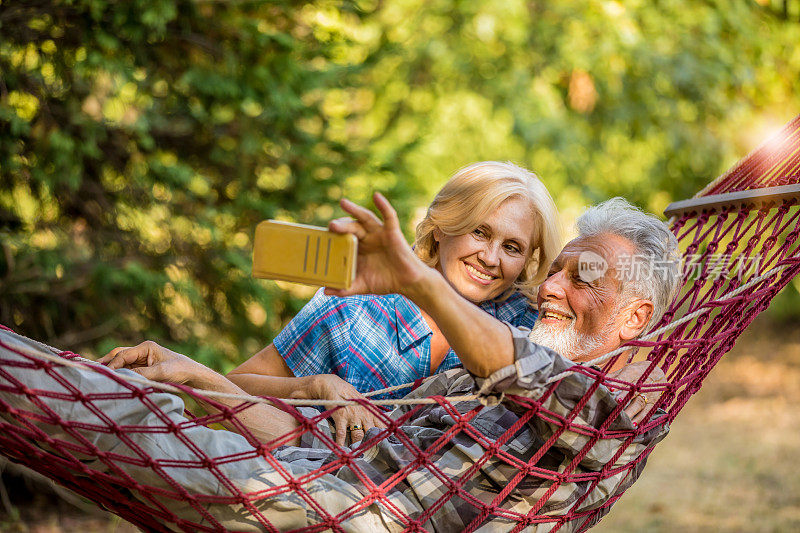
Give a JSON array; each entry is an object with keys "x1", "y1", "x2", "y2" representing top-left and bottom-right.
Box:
[{"x1": 576, "y1": 197, "x2": 680, "y2": 331}]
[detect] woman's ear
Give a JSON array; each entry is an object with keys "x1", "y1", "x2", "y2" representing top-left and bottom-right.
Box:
[
  {"x1": 433, "y1": 228, "x2": 443, "y2": 242},
  {"x1": 528, "y1": 245, "x2": 540, "y2": 264},
  {"x1": 619, "y1": 299, "x2": 654, "y2": 341}
]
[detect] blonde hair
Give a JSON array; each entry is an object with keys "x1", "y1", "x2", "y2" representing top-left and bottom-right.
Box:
[{"x1": 415, "y1": 161, "x2": 561, "y2": 302}]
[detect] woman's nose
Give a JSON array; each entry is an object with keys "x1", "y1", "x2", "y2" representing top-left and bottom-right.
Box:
[{"x1": 477, "y1": 243, "x2": 501, "y2": 266}]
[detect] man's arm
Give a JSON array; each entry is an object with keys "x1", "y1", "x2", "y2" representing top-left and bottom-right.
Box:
[
  {"x1": 404, "y1": 268, "x2": 515, "y2": 377},
  {"x1": 99, "y1": 342, "x2": 302, "y2": 445},
  {"x1": 476, "y1": 326, "x2": 669, "y2": 465},
  {"x1": 326, "y1": 194, "x2": 515, "y2": 378}
]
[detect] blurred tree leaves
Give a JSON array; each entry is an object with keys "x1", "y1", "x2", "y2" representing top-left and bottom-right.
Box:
[
  {"x1": 1, "y1": 0, "x2": 799, "y2": 370},
  {"x1": 0, "y1": 0, "x2": 391, "y2": 369}
]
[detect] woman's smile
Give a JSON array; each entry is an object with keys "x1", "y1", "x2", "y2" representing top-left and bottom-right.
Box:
[{"x1": 462, "y1": 261, "x2": 498, "y2": 285}]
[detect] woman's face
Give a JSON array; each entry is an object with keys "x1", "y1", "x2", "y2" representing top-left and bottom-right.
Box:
[{"x1": 435, "y1": 197, "x2": 536, "y2": 303}]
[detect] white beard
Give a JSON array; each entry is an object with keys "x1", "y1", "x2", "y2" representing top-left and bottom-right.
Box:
[{"x1": 527, "y1": 319, "x2": 606, "y2": 362}]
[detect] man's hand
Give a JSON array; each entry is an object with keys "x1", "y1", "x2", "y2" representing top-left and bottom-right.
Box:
[
  {"x1": 98, "y1": 341, "x2": 209, "y2": 386},
  {"x1": 99, "y1": 342, "x2": 304, "y2": 445},
  {"x1": 326, "y1": 193, "x2": 431, "y2": 299},
  {"x1": 607, "y1": 361, "x2": 666, "y2": 425}
]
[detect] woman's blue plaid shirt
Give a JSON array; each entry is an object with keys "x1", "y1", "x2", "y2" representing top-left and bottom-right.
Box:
[{"x1": 273, "y1": 289, "x2": 538, "y2": 398}]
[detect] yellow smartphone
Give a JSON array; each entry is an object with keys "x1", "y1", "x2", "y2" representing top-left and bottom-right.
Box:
[{"x1": 252, "y1": 220, "x2": 357, "y2": 289}]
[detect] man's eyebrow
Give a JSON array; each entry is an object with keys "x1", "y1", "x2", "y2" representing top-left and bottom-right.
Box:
[{"x1": 561, "y1": 256, "x2": 582, "y2": 273}]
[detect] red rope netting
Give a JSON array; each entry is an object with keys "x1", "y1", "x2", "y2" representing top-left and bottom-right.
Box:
[{"x1": 1, "y1": 115, "x2": 800, "y2": 532}]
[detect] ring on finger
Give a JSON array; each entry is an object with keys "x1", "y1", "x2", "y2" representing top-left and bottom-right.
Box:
[
  {"x1": 348, "y1": 424, "x2": 363, "y2": 431},
  {"x1": 635, "y1": 393, "x2": 648, "y2": 406}
]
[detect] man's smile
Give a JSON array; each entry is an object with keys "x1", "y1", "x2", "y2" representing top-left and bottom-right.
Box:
[{"x1": 538, "y1": 303, "x2": 574, "y2": 324}]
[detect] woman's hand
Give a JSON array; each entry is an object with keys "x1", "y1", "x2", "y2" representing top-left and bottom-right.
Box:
[
  {"x1": 304, "y1": 374, "x2": 387, "y2": 446},
  {"x1": 607, "y1": 361, "x2": 666, "y2": 425},
  {"x1": 326, "y1": 193, "x2": 431, "y2": 299},
  {"x1": 97, "y1": 341, "x2": 208, "y2": 386}
]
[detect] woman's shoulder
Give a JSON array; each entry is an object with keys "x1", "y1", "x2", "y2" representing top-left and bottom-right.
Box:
[{"x1": 483, "y1": 291, "x2": 538, "y2": 327}]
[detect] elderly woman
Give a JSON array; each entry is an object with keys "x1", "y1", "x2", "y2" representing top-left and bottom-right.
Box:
[{"x1": 222, "y1": 161, "x2": 561, "y2": 443}]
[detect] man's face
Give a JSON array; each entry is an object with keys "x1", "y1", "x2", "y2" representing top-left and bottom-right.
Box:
[{"x1": 528, "y1": 233, "x2": 637, "y2": 363}]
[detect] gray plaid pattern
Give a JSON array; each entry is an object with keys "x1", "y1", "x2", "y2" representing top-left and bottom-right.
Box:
[
  {"x1": 297, "y1": 325, "x2": 669, "y2": 531},
  {"x1": 0, "y1": 326, "x2": 667, "y2": 532}
]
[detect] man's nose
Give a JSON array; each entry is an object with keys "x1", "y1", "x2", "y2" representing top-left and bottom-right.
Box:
[{"x1": 539, "y1": 271, "x2": 567, "y2": 300}]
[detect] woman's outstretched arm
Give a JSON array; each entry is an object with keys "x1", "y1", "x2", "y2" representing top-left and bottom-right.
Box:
[{"x1": 227, "y1": 343, "x2": 309, "y2": 398}]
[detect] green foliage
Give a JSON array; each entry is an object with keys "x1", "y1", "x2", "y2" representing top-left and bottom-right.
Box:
[
  {"x1": 1, "y1": 0, "x2": 800, "y2": 370},
  {"x1": 0, "y1": 0, "x2": 394, "y2": 369}
]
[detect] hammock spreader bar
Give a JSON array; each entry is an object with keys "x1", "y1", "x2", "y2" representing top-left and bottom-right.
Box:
[{"x1": 664, "y1": 183, "x2": 800, "y2": 218}]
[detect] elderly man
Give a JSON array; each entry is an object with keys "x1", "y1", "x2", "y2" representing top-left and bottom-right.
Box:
[{"x1": 0, "y1": 196, "x2": 679, "y2": 532}]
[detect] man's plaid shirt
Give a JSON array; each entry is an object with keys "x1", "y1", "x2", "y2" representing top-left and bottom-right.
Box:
[{"x1": 278, "y1": 325, "x2": 670, "y2": 532}]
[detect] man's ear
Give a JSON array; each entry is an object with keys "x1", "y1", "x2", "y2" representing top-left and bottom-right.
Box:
[{"x1": 619, "y1": 299, "x2": 654, "y2": 341}]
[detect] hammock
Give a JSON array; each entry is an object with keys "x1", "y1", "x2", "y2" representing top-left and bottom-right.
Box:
[{"x1": 2, "y1": 114, "x2": 800, "y2": 532}]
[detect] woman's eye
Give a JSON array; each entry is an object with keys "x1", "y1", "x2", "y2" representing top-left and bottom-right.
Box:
[
  {"x1": 504, "y1": 244, "x2": 522, "y2": 254},
  {"x1": 472, "y1": 228, "x2": 486, "y2": 238}
]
